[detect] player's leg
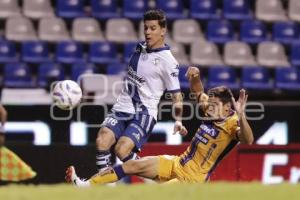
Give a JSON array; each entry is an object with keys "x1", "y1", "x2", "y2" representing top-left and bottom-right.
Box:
[
  {"x1": 95, "y1": 127, "x2": 116, "y2": 171},
  {"x1": 95, "y1": 112, "x2": 127, "y2": 172},
  {"x1": 95, "y1": 156, "x2": 159, "y2": 185},
  {"x1": 66, "y1": 156, "x2": 160, "y2": 186},
  {"x1": 122, "y1": 156, "x2": 159, "y2": 178},
  {"x1": 114, "y1": 136, "x2": 138, "y2": 162},
  {"x1": 88, "y1": 156, "x2": 159, "y2": 185},
  {"x1": 66, "y1": 155, "x2": 180, "y2": 186}
]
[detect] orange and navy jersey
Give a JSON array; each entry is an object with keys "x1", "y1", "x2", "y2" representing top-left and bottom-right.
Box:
[{"x1": 178, "y1": 110, "x2": 240, "y2": 179}]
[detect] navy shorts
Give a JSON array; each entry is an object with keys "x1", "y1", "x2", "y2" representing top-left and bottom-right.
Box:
[{"x1": 102, "y1": 111, "x2": 156, "y2": 152}]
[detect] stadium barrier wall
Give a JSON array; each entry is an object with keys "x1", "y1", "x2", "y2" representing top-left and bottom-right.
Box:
[{"x1": 1, "y1": 143, "x2": 300, "y2": 184}]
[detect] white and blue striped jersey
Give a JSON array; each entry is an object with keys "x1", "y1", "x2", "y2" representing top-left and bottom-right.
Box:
[{"x1": 112, "y1": 42, "x2": 181, "y2": 120}]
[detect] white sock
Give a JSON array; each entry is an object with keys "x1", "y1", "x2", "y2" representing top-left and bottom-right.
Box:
[{"x1": 73, "y1": 178, "x2": 91, "y2": 187}]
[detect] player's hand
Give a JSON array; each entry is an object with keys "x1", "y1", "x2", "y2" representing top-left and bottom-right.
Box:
[
  {"x1": 232, "y1": 89, "x2": 248, "y2": 118},
  {"x1": 173, "y1": 121, "x2": 188, "y2": 136},
  {"x1": 185, "y1": 66, "x2": 200, "y2": 81}
]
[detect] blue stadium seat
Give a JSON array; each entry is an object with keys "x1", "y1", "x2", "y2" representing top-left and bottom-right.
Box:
[
  {"x1": 190, "y1": 0, "x2": 219, "y2": 20},
  {"x1": 56, "y1": 0, "x2": 85, "y2": 18},
  {"x1": 290, "y1": 43, "x2": 300, "y2": 66},
  {"x1": 106, "y1": 63, "x2": 127, "y2": 75},
  {"x1": 207, "y1": 20, "x2": 234, "y2": 44},
  {"x1": 123, "y1": 42, "x2": 138, "y2": 63},
  {"x1": 178, "y1": 66, "x2": 189, "y2": 89},
  {"x1": 123, "y1": 0, "x2": 148, "y2": 20},
  {"x1": 38, "y1": 63, "x2": 65, "y2": 88},
  {"x1": 276, "y1": 67, "x2": 300, "y2": 90},
  {"x1": 240, "y1": 20, "x2": 267, "y2": 44},
  {"x1": 22, "y1": 41, "x2": 51, "y2": 63},
  {"x1": 0, "y1": 40, "x2": 18, "y2": 63},
  {"x1": 71, "y1": 62, "x2": 96, "y2": 81},
  {"x1": 223, "y1": 0, "x2": 252, "y2": 20},
  {"x1": 208, "y1": 66, "x2": 239, "y2": 89},
  {"x1": 242, "y1": 67, "x2": 273, "y2": 90},
  {"x1": 156, "y1": 0, "x2": 185, "y2": 20},
  {"x1": 4, "y1": 63, "x2": 34, "y2": 88},
  {"x1": 56, "y1": 41, "x2": 84, "y2": 64},
  {"x1": 88, "y1": 41, "x2": 119, "y2": 64},
  {"x1": 272, "y1": 22, "x2": 300, "y2": 45},
  {"x1": 91, "y1": 0, "x2": 120, "y2": 19}
]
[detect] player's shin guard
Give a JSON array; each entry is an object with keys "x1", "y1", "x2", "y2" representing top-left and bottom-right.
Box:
[
  {"x1": 96, "y1": 150, "x2": 112, "y2": 172},
  {"x1": 121, "y1": 152, "x2": 140, "y2": 163},
  {"x1": 89, "y1": 165, "x2": 126, "y2": 185}
]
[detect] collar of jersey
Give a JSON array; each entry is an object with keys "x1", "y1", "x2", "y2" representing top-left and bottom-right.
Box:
[{"x1": 139, "y1": 42, "x2": 170, "y2": 53}]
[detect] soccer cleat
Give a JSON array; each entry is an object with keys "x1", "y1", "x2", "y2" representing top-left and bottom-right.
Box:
[
  {"x1": 65, "y1": 166, "x2": 90, "y2": 187},
  {"x1": 65, "y1": 166, "x2": 77, "y2": 183}
]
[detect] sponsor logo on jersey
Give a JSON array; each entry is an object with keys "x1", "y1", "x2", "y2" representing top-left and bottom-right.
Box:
[
  {"x1": 199, "y1": 124, "x2": 219, "y2": 138},
  {"x1": 127, "y1": 66, "x2": 146, "y2": 87},
  {"x1": 130, "y1": 124, "x2": 144, "y2": 137},
  {"x1": 195, "y1": 134, "x2": 209, "y2": 144},
  {"x1": 170, "y1": 72, "x2": 179, "y2": 77}
]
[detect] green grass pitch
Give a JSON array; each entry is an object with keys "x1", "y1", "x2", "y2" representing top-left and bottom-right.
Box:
[{"x1": 0, "y1": 182, "x2": 299, "y2": 200}]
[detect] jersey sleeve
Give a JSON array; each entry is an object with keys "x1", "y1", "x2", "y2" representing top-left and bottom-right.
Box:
[{"x1": 161, "y1": 59, "x2": 181, "y2": 93}]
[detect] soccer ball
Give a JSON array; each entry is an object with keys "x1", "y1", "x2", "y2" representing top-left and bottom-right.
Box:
[{"x1": 51, "y1": 80, "x2": 82, "y2": 110}]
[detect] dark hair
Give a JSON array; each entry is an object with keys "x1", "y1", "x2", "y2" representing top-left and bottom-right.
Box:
[
  {"x1": 143, "y1": 9, "x2": 167, "y2": 28},
  {"x1": 207, "y1": 86, "x2": 233, "y2": 104}
]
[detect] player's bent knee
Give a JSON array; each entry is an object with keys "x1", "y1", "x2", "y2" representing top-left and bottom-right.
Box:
[
  {"x1": 96, "y1": 127, "x2": 115, "y2": 150},
  {"x1": 115, "y1": 144, "x2": 132, "y2": 159},
  {"x1": 114, "y1": 139, "x2": 135, "y2": 160}
]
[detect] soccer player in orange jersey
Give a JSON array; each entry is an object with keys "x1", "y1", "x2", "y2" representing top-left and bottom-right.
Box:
[{"x1": 66, "y1": 67, "x2": 253, "y2": 186}]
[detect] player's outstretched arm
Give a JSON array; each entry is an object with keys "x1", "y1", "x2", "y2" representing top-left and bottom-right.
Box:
[
  {"x1": 232, "y1": 89, "x2": 254, "y2": 144},
  {"x1": 185, "y1": 66, "x2": 208, "y2": 111},
  {"x1": 185, "y1": 66, "x2": 204, "y2": 99},
  {"x1": 172, "y1": 92, "x2": 187, "y2": 136}
]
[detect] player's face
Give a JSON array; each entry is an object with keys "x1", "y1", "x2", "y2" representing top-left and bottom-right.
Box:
[
  {"x1": 206, "y1": 97, "x2": 230, "y2": 119},
  {"x1": 207, "y1": 96, "x2": 222, "y2": 119},
  {"x1": 144, "y1": 20, "x2": 166, "y2": 49}
]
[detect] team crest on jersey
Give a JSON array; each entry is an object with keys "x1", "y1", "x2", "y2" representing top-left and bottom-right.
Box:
[
  {"x1": 153, "y1": 58, "x2": 160, "y2": 65},
  {"x1": 199, "y1": 124, "x2": 219, "y2": 139}
]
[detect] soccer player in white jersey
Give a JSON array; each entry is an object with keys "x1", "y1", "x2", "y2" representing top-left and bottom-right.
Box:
[{"x1": 92, "y1": 9, "x2": 187, "y2": 173}]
